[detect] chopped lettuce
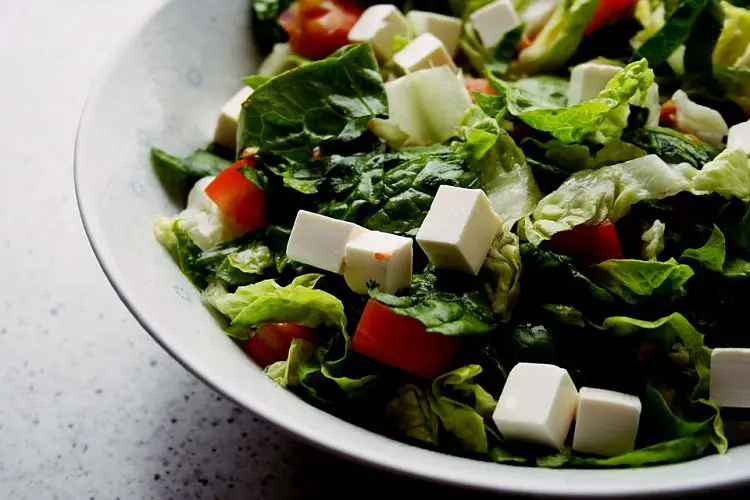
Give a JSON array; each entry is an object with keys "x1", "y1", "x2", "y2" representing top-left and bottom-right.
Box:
[
  {"x1": 591, "y1": 258, "x2": 694, "y2": 304},
  {"x1": 691, "y1": 148, "x2": 750, "y2": 200},
  {"x1": 621, "y1": 126, "x2": 718, "y2": 168},
  {"x1": 642, "y1": 219, "x2": 667, "y2": 260},
  {"x1": 151, "y1": 148, "x2": 231, "y2": 184},
  {"x1": 681, "y1": 224, "x2": 727, "y2": 271},
  {"x1": 385, "y1": 385, "x2": 440, "y2": 446},
  {"x1": 483, "y1": 232, "x2": 523, "y2": 320},
  {"x1": 713, "y1": 2, "x2": 750, "y2": 113},
  {"x1": 265, "y1": 338, "x2": 316, "y2": 388}
]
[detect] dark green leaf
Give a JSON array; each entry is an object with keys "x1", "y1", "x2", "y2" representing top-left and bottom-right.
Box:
[
  {"x1": 151, "y1": 148, "x2": 230, "y2": 183},
  {"x1": 621, "y1": 126, "x2": 718, "y2": 168},
  {"x1": 634, "y1": 0, "x2": 710, "y2": 68}
]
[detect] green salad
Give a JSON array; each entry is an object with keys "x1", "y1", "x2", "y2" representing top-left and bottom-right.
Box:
[{"x1": 152, "y1": 0, "x2": 750, "y2": 468}]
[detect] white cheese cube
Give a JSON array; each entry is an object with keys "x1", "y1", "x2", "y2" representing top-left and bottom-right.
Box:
[
  {"x1": 382, "y1": 67, "x2": 472, "y2": 146},
  {"x1": 572, "y1": 388, "x2": 641, "y2": 457},
  {"x1": 348, "y1": 5, "x2": 412, "y2": 59},
  {"x1": 416, "y1": 186, "x2": 502, "y2": 275},
  {"x1": 406, "y1": 11, "x2": 462, "y2": 56},
  {"x1": 213, "y1": 86, "x2": 254, "y2": 148},
  {"x1": 567, "y1": 62, "x2": 620, "y2": 106},
  {"x1": 469, "y1": 0, "x2": 522, "y2": 49},
  {"x1": 728, "y1": 120, "x2": 750, "y2": 155},
  {"x1": 393, "y1": 33, "x2": 457, "y2": 74},
  {"x1": 287, "y1": 211, "x2": 370, "y2": 273},
  {"x1": 710, "y1": 348, "x2": 750, "y2": 408},
  {"x1": 493, "y1": 363, "x2": 579, "y2": 450},
  {"x1": 344, "y1": 231, "x2": 413, "y2": 294}
]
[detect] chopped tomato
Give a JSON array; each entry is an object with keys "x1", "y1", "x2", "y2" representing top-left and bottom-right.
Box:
[
  {"x1": 545, "y1": 220, "x2": 624, "y2": 264},
  {"x1": 584, "y1": 0, "x2": 637, "y2": 36},
  {"x1": 205, "y1": 159, "x2": 265, "y2": 232},
  {"x1": 244, "y1": 323, "x2": 317, "y2": 367},
  {"x1": 352, "y1": 300, "x2": 460, "y2": 378},
  {"x1": 279, "y1": 0, "x2": 364, "y2": 60},
  {"x1": 464, "y1": 78, "x2": 497, "y2": 98},
  {"x1": 660, "y1": 99, "x2": 678, "y2": 129}
]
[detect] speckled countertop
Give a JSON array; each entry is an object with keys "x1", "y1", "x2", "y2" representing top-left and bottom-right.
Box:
[{"x1": 0, "y1": 2, "x2": 747, "y2": 499}]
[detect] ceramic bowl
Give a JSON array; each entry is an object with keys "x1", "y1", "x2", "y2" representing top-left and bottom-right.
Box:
[{"x1": 75, "y1": 0, "x2": 750, "y2": 495}]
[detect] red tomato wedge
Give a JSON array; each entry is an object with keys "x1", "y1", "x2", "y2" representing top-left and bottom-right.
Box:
[
  {"x1": 660, "y1": 99, "x2": 678, "y2": 129},
  {"x1": 205, "y1": 159, "x2": 265, "y2": 232},
  {"x1": 464, "y1": 78, "x2": 497, "y2": 97},
  {"x1": 352, "y1": 300, "x2": 460, "y2": 379},
  {"x1": 244, "y1": 323, "x2": 317, "y2": 367},
  {"x1": 545, "y1": 220, "x2": 624, "y2": 264},
  {"x1": 584, "y1": 0, "x2": 637, "y2": 35},
  {"x1": 279, "y1": 0, "x2": 364, "y2": 60}
]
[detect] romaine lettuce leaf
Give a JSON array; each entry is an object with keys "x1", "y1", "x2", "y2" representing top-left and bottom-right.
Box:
[
  {"x1": 634, "y1": 0, "x2": 711, "y2": 67},
  {"x1": 154, "y1": 218, "x2": 207, "y2": 288},
  {"x1": 483, "y1": 232, "x2": 523, "y2": 320},
  {"x1": 621, "y1": 126, "x2": 718, "y2": 167},
  {"x1": 691, "y1": 149, "x2": 750, "y2": 200},
  {"x1": 521, "y1": 155, "x2": 694, "y2": 245},
  {"x1": 498, "y1": 60, "x2": 655, "y2": 144},
  {"x1": 428, "y1": 365, "x2": 496, "y2": 453},
  {"x1": 370, "y1": 272, "x2": 496, "y2": 335},
  {"x1": 713, "y1": 3, "x2": 750, "y2": 113},
  {"x1": 642, "y1": 219, "x2": 666, "y2": 260},
  {"x1": 515, "y1": 0, "x2": 599, "y2": 73},
  {"x1": 522, "y1": 138, "x2": 648, "y2": 172},
  {"x1": 238, "y1": 44, "x2": 388, "y2": 162},
  {"x1": 590, "y1": 258, "x2": 694, "y2": 304},
  {"x1": 681, "y1": 225, "x2": 726, "y2": 271},
  {"x1": 385, "y1": 384, "x2": 440, "y2": 446},
  {"x1": 265, "y1": 338, "x2": 316, "y2": 388}
]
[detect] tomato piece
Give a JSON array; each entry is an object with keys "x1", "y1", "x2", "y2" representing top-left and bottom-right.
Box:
[
  {"x1": 205, "y1": 159, "x2": 265, "y2": 231},
  {"x1": 584, "y1": 0, "x2": 637, "y2": 35},
  {"x1": 244, "y1": 323, "x2": 317, "y2": 367},
  {"x1": 352, "y1": 300, "x2": 460, "y2": 378},
  {"x1": 279, "y1": 0, "x2": 364, "y2": 60},
  {"x1": 660, "y1": 99, "x2": 678, "y2": 129},
  {"x1": 464, "y1": 78, "x2": 497, "y2": 97},
  {"x1": 545, "y1": 220, "x2": 624, "y2": 264}
]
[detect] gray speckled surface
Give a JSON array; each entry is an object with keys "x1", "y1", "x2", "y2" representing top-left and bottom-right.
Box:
[{"x1": 0, "y1": 1, "x2": 747, "y2": 499}]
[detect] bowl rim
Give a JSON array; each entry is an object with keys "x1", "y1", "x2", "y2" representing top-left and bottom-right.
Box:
[{"x1": 73, "y1": 0, "x2": 750, "y2": 496}]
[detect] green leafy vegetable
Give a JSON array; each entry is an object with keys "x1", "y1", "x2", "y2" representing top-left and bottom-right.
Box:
[
  {"x1": 370, "y1": 273, "x2": 496, "y2": 335},
  {"x1": 621, "y1": 126, "x2": 718, "y2": 167},
  {"x1": 642, "y1": 219, "x2": 666, "y2": 260},
  {"x1": 713, "y1": 2, "x2": 750, "y2": 114},
  {"x1": 681, "y1": 225, "x2": 726, "y2": 271},
  {"x1": 691, "y1": 149, "x2": 750, "y2": 201},
  {"x1": 634, "y1": 0, "x2": 710, "y2": 67},
  {"x1": 265, "y1": 339, "x2": 316, "y2": 388},
  {"x1": 523, "y1": 138, "x2": 648, "y2": 172},
  {"x1": 591, "y1": 258, "x2": 694, "y2": 304},
  {"x1": 483, "y1": 232, "x2": 523, "y2": 320},
  {"x1": 154, "y1": 218, "x2": 206, "y2": 288},
  {"x1": 385, "y1": 385, "x2": 440, "y2": 446},
  {"x1": 251, "y1": 0, "x2": 293, "y2": 53},
  {"x1": 238, "y1": 44, "x2": 387, "y2": 163},
  {"x1": 151, "y1": 148, "x2": 230, "y2": 184}
]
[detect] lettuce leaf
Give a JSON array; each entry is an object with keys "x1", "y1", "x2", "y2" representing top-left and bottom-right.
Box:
[
  {"x1": 691, "y1": 149, "x2": 750, "y2": 200},
  {"x1": 621, "y1": 126, "x2": 718, "y2": 168},
  {"x1": 521, "y1": 155, "x2": 694, "y2": 245},
  {"x1": 642, "y1": 219, "x2": 666, "y2": 260},
  {"x1": 634, "y1": 0, "x2": 711, "y2": 67},
  {"x1": 498, "y1": 60, "x2": 655, "y2": 144},
  {"x1": 385, "y1": 385, "x2": 440, "y2": 446},
  {"x1": 681, "y1": 225, "x2": 726, "y2": 271},
  {"x1": 515, "y1": 0, "x2": 599, "y2": 73},
  {"x1": 370, "y1": 272, "x2": 496, "y2": 335},
  {"x1": 522, "y1": 138, "x2": 648, "y2": 173},
  {"x1": 238, "y1": 44, "x2": 387, "y2": 162},
  {"x1": 591, "y1": 258, "x2": 694, "y2": 304},
  {"x1": 713, "y1": 2, "x2": 750, "y2": 113},
  {"x1": 265, "y1": 338, "x2": 316, "y2": 388},
  {"x1": 151, "y1": 148, "x2": 231, "y2": 185},
  {"x1": 483, "y1": 232, "x2": 523, "y2": 320},
  {"x1": 428, "y1": 365, "x2": 496, "y2": 453}
]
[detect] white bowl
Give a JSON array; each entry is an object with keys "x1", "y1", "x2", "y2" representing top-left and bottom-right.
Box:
[{"x1": 75, "y1": 0, "x2": 750, "y2": 495}]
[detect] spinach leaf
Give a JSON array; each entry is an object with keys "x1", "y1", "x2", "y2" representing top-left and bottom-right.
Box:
[
  {"x1": 238, "y1": 44, "x2": 387, "y2": 163},
  {"x1": 634, "y1": 0, "x2": 710, "y2": 68},
  {"x1": 251, "y1": 0, "x2": 293, "y2": 54},
  {"x1": 370, "y1": 272, "x2": 496, "y2": 335},
  {"x1": 151, "y1": 148, "x2": 230, "y2": 183},
  {"x1": 621, "y1": 126, "x2": 718, "y2": 167}
]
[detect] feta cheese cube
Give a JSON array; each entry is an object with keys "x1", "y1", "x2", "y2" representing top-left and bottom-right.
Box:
[
  {"x1": 416, "y1": 186, "x2": 502, "y2": 275},
  {"x1": 572, "y1": 388, "x2": 642, "y2": 457},
  {"x1": 493, "y1": 363, "x2": 579, "y2": 450},
  {"x1": 213, "y1": 86, "x2": 254, "y2": 148},
  {"x1": 567, "y1": 62, "x2": 620, "y2": 106},
  {"x1": 728, "y1": 120, "x2": 750, "y2": 155},
  {"x1": 469, "y1": 0, "x2": 522, "y2": 49},
  {"x1": 344, "y1": 231, "x2": 413, "y2": 294},
  {"x1": 710, "y1": 348, "x2": 750, "y2": 408},
  {"x1": 348, "y1": 5, "x2": 412, "y2": 59},
  {"x1": 406, "y1": 11, "x2": 462, "y2": 56},
  {"x1": 393, "y1": 33, "x2": 457, "y2": 74},
  {"x1": 287, "y1": 211, "x2": 370, "y2": 273}
]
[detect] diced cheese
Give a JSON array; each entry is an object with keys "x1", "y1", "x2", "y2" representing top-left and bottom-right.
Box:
[
  {"x1": 469, "y1": 0, "x2": 522, "y2": 49},
  {"x1": 416, "y1": 186, "x2": 502, "y2": 275},
  {"x1": 382, "y1": 67, "x2": 472, "y2": 146},
  {"x1": 710, "y1": 348, "x2": 750, "y2": 408},
  {"x1": 406, "y1": 10, "x2": 462, "y2": 56},
  {"x1": 213, "y1": 86, "x2": 254, "y2": 148},
  {"x1": 567, "y1": 62, "x2": 620, "y2": 106},
  {"x1": 348, "y1": 5, "x2": 412, "y2": 59},
  {"x1": 344, "y1": 231, "x2": 413, "y2": 294},
  {"x1": 286, "y1": 211, "x2": 370, "y2": 273},
  {"x1": 393, "y1": 33, "x2": 457, "y2": 74},
  {"x1": 572, "y1": 388, "x2": 642, "y2": 457},
  {"x1": 728, "y1": 119, "x2": 750, "y2": 155},
  {"x1": 258, "y1": 43, "x2": 294, "y2": 77},
  {"x1": 493, "y1": 363, "x2": 579, "y2": 450},
  {"x1": 672, "y1": 90, "x2": 729, "y2": 148}
]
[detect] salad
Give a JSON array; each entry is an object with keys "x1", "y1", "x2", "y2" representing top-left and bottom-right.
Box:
[{"x1": 152, "y1": 0, "x2": 750, "y2": 468}]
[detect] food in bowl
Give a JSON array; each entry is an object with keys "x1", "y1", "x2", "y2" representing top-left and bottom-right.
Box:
[{"x1": 150, "y1": 0, "x2": 750, "y2": 468}]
